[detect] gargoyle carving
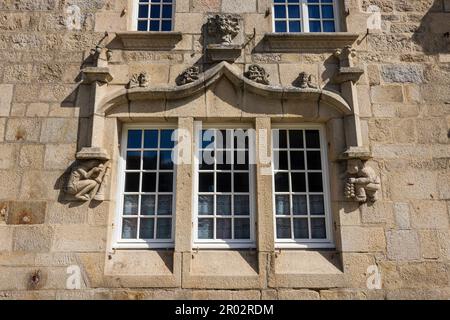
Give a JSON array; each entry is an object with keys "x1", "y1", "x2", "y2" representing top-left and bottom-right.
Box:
[
  {"x1": 128, "y1": 72, "x2": 149, "y2": 89},
  {"x1": 345, "y1": 158, "x2": 381, "y2": 203},
  {"x1": 244, "y1": 65, "x2": 270, "y2": 85},
  {"x1": 208, "y1": 14, "x2": 240, "y2": 44},
  {"x1": 177, "y1": 66, "x2": 200, "y2": 85},
  {"x1": 296, "y1": 72, "x2": 317, "y2": 89}
]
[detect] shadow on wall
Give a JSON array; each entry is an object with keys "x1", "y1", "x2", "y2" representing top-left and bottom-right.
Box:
[{"x1": 412, "y1": 0, "x2": 450, "y2": 54}]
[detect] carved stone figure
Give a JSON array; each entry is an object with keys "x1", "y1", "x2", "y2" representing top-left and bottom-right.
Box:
[
  {"x1": 334, "y1": 45, "x2": 357, "y2": 67},
  {"x1": 244, "y1": 65, "x2": 270, "y2": 85},
  {"x1": 296, "y1": 72, "x2": 317, "y2": 89},
  {"x1": 345, "y1": 159, "x2": 381, "y2": 203},
  {"x1": 128, "y1": 72, "x2": 149, "y2": 89},
  {"x1": 177, "y1": 66, "x2": 200, "y2": 85},
  {"x1": 208, "y1": 14, "x2": 240, "y2": 44}
]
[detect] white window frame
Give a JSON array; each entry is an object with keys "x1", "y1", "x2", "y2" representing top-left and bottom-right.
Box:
[
  {"x1": 113, "y1": 123, "x2": 177, "y2": 249},
  {"x1": 272, "y1": 0, "x2": 341, "y2": 33},
  {"x1": 271, "y1": 124, "x2": 334, "y2": 249},
  {"x1": 192, "y1": 122, "x2": 257, "y2": 249},
  {"x1": 132, "y1": 0, "x2": 176, "y2": 31}
]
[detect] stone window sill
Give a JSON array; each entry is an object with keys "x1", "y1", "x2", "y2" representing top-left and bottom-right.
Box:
[
  {"x1": 115, "y1": 31, "x2": 182, "y2": 50},
  {"x1": 263, "y1": 32, "x2": 360, "y2": 52}
]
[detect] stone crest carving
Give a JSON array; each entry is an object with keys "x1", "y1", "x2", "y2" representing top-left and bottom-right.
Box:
[
  {"x1": 345, "y1": 158, "x2": 381, "y2": 203},
  {"x1": 128, "y1": 72, "x2": 149, "y2": 89},
  {"x1": 65, "y1": 148, "x2": 110, "y2": 202},
  {"x1": 244, "y1": 65, "x2": 270, "y2": 85},
  {"x1": 207, "y1": 14, "x2": 240, "y2": 45},
  {"x1": 296, "y1": 72, "x2": 317, "y2": 89},
  {"x1": 177, "y1": 66, "x2": 200, "y2": 85}
]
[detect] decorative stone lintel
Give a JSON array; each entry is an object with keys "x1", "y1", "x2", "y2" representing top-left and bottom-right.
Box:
[
  {"x1": 263, "y1": 32, "x2": 359, "y2": 52},
  {"x1": 115, "y1": 31, "x2": 182, "y2": 50},
  {"x1": 334, "y1": 67, "x2": 365, "y2": 84},
  {"x1": 207, "y1": 44, "x2": 242, "y2": 62},
  {"x1": 82, "y1": 67, "x2": 113, "y2": 84}
]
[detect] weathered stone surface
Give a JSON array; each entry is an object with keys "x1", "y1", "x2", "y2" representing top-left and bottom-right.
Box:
[
  {"x1": 386, "y1": 230, "x2": 420, "y2": 261},
  {"x1": 19, "y1": 144, "x2": 44, "y2": 169},
  {"x1": 40, "y1": 118, "x2": 78, "y2": 143},
  {"x1": 393, "y1": 202, "x2": 411, "y2": 229},
  {"x1": 0, "y1": 84, "x2": 13, "y2": 116},
  {"x1": 5, "y1": 118, "x2": 41, "y2": 142},
  {"x1": 340, "y1": 226, "x2": 386, "y2": 252},
  {"x1": 6, "y1": 201, "x2": 46, "y2": 225},
  {"x1": 13, "y1": 226, "x2": 54, "y2": 252},
  {"x1": 381, "y1": 65, "x2": 424, "y2": 83},
  {"x1": 222, "y1": 0, "x2": 257, "y2": 13}
]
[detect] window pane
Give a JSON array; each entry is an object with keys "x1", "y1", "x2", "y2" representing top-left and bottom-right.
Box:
[
  {"x1": 139, "y1": 218, "x2": 154, "y2": 239},
  {"x1": 275, "y1": 195, "x2": 290, "y2": 215},
  {"x1": 276, "y1": 218, "x2": 291, "y2": 239},
  {"x1": 199, "y1": 173, "x2": 214, "y2": 192},
  {"x1": 125, "y1": 173, "x2": 140, "y2": 192},
  {"x1": 308, "y1": 5, "x2": 320, "y2": 18},
  {"x1": 198, "y1": 195, "x2": 213, "y2": 215},
  {"x1": 122, "y1": 218, "x2": 137, "y2": 239},
  {"x1": 162, "y1": 5, "x2": 172, "y2": 18},
  {"x1": 217, "y1": 195, "x2": 231, "y2": 215},
  {"x1": 273, "y1": 129, "x2": 288, "y2": 148},
  {"x1": 156, "y1": 218, "x2": 172, "y2": 239},
  {"x1": 274, "y1": 5, "x2": 286, "y2": 19},
  {"x1": 159, "y1": 150, "x2": 173, "y2": 170},
  {"x1": 274, "y1": 151, "x2": 288, "y2": 170},
  {"x1": 144, "y1": 130, "x2": 158, "y2": 148},
  {"x1": 160, "y1": 129, "x2": 175, "y2": 148},
  {"x1": 143, "y1": 151, "x2": 157, "y2": 170},
  {"x1": 142, "y1": 172, "x2": 156, "y2": 192},
  {"x1": 293, "y1": 195, "x2": 307, "y2": 215},
  {"x1": 216, "y1": 150, "x2": 231, "y2": 170},
  {"x1": 201, "y1": 130, "x2": 215, "y2": 149},
  {"x1": 216, "y1": 218, "x2": 232, "y2": 239},
  {"x1": 141, "y1": 195, "x2": 155, "y2": 216},
  {"x1": 217, "y1": 172, "x2": 232, "y2": 192},
  {"x1": 158, "y1": 172, "x2": 173, "y2": 192},
  {"x1": 291, "y1": 172, "x2": 306, "y2": 192},
  {"x1": 288, "y1": 5, "x2": 300, "y2": 18},
  {"x1": 305, "y1": 130, "x2": 320, "y2": 148},
  {"x1": 234, "y1": 195, "x2": 249, "y2": 215},
  {"x1": 234, "y1": 173, "x2": 249, "y2": 192},
  {"x1": 290, "y1": 151, "x2": 305, "y2": 170},
  {"x1": 234, "y1": 219, "x2": 250, "y2": 239},
  {"x1": 309, "y1": 20, "x2": 321, "y2": 32},
  {"x1": 198, "y1": 218, "x2": 214, "y2": 239},
  {"x1": 123, "y1": 195, "x2": 139, "y2": 215},
  {"x1": 157, "y1": 195, "x2": 172, "y2": 215},
  {"x1": 322, "y1": 5, "x2": 334, "y2": 19},
  {"x1": 275, "y1": 20, "x2": 287, "y2": 32},
  {"x1": 308, "y1": 172, "x2": 323, "y2": 192},
  {"x1": 137, "y1": 20, "x2": 148, "y2": 31},
  {"x1": 138, "y1": 5, "x2": 149, "y2": 18},
  {"x1": 150, "y1": 5, "x2": 160, "y2": 18},
  {"x1": 199, "y1": 150, "x2": 214, "y2": 170},
  {"x1": 150, "y1": 20, "x2": 160, "y2": 31},
  {"x1": 126, "y1": 151, "x2": 141, "y2": 170},
  {"x1": 307, "y1": 151, "x2": 321, "y2": 169},
  {"x1": 289, "y1": 21, "x2": 301, "y2": 32},
  {"x1": 293, "y1": 218, "x2": 309, "y2": 238},
  {"x1": 323, "y1": 21, "x2": 335, "y2": 32},
  {"x1": 311, "y1": 218, "x2": 326, "y2": 239},
  {"x1": 289, "y1": 130, "x2": 303, "y2": 148},
  {"x1": 161, "y1": 20, "x2": 172, "y2": 31},
  {"x1": 310, "y1": 195, "x2": 324, "y2": 215},
  {"x1": 275, "y1": 173, "x2": 289, "y2": 192},
  {"x1": 127, "y1": 130, "x2": 142, "y2": 148},
  {"x1": 234, "y1": 150, "x2": 249, "y2": 170}
]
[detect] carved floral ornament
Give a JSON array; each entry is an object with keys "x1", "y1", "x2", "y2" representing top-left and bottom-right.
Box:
[
  {"x1": 296, "y1": 72, "x2": 317, "y2": 89},
  {"x1": 128, "y1": 72, "x2": 150, "y2": 89},
  {"x1": 207, "y1": 14, "x2": 240, "y2": 45},
  {"x1": 244, "y1": 65, "x2": 270, "y2": 85},
  {"x1": 177, "y1": 66, "x2": 200, "y2": 85}
]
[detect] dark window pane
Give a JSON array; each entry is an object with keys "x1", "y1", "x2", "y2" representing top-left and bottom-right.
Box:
[
  {"x1": 275, "y1": 20, "x2": 287, "y2": 32},
  {"x1": 158, "y1": 172, "x2": 173, "y2": 192},
  {"x1": 127, "y1": 130, "x2": 142, "y2": 148},
  {"x1": 198, "y1": 195, "x2": 214, "y2": 215},
  {"x1": 141, "y1": 195, "x2": 155, "y2": 216},
  {"x1": 310, "y1": 195, "x2": 325, "y2": 215},
  {"x1": 275, "y1": 195, "x2": 290, "y2": 215},
  {"x1": 143, "y1": 151, "x2": 157, "y2": 169},
  {"x1": 305, "y1": 130, "x2": 320, "y2": 148},
  {"x1": 308, "y1": 172, "x2": 323, "y2": 192},
  {"x1": 276, "y1": 218, "x2": 291, "y2": 239},
  {"x1": 161, "y1": 20, "x2": 172, "y2": 31},
  {"x1": 274, "y1": 172, "x2": 289, "y2": 192},
  {"x1": 157, "y1": 195, "x2": 172, "y2": 215},
  {"x1": 126, "y1": 151, "x2": 141, "y2": 170},
  {"x1": 274, "y1": 151, "x2": 288, "y2": 170},
  {"x1": 123, "y1": 195, "x2": 139, "y2": 215},
  {"x1": 234, "y1": 219, "x2": 250, "y2": 239},
  {"x1": 307, "y1": 151, "x2": 322, "y2": 169},
  {"x1": 291, "y1": 172, "x2": 306, "y2": 192},
  {"x1": 160, "y1": 129, "x2": 175, "y2": 148},
  {"x1": 293, "y1": 195, "x2": 307, "y2": 215},
  {"x1": 309, "y1": 20, "x2": 321, "y2": 32},
  {"x1": 162, "y1": 5, "x2": 172, "y2": 18},
  {"x1": 217, "y1": 195, "x2": 231, "y2": 215},
  {"x1": 199, "y1": 173, "x2": 214, "y2": 192},
  {"x1": 216, "y1": 129, "x2": 231, "y2": 149},
  {"x1": 216, "y1": 218, "x2": 232, "y2": 239},
  {"x1": 273, "y1": 130, "x2": 287, "y2": 148},
  {"x1": 234, "y1": 129, "x2": 249, "y2": 149},
  {"x1": 150, "y1": 20, "x2": 160, "y2": 31},
  {"x1": 293, "y1": 218, "x2": 309, "y2": 238},
  {"x1": 201, "y1": 130, "x2": 215, "y2": 149},
  {"x1": 125, "y1": 173, "x2": 140, "y2": 192},
  {"x1": 159, "y1": 150, "x2": 173, "y2": 170},
  {"x1": 290, "y1": 151, "x2": 305, "y2": 170},
  {"x1": 234, "y1": 195, "x2": 249, "y2": 215},
  {"x1": 288, "y1": 5, "x2": 300, "y2": 18},
  {"x1": 144, "y1": 130, "x2": 158, "y2": 148},
  {"x1": 138, "y1": 5, "x2": 149, "y2": 18},
  {"x1": 156, "y1": 218, "x2": 172, "y2": 239},
  {"x1": 216, "y1": 150, "x2": 231, "y2": 170},
  {"x1": 142, "y1": 172, "x2": 156, "y2": 192},
  {"x1": 311, "y1": 218, "x2": 326, "y2": 239},
  {"x1": 234, "y1": 173, "x2": 249, "y2": 192},
  {"x1": 289, "y1": 130, "x2": 304, "y2": 148},
  {"x1": 199, "y1": 150, "x2": 214, "y2": 170},
  {"x1": 198, "y1": 218, "x2": 214, "y2": 239},
  {"x1": 274, "y1": 5, "x2": 286, "y2": 18},
  {"x1": 217, "y1": 172, "x2": 232, "y2": 192},
  {"x1": 137, "y1": 20, "x2": 148, "y2": 31},
  {"x1": 139, "y1": 218, "x2": 154, "y2": 239},
  {"x1": 323, "y1": 21, "x2": 335, "y2": 32},
  {"x1": 122, "y1": 218, "x2": 137, "y2": 239},
  {"x1": 289, "y1": 21, "x2": 301, "y2": 32},
  {"x1": 322, "y1": 5, "x2": 334, "y2": 18},
  {"x1": 234, "y1": 150, "x2": 249, "y2": 170},
  {"x1": 150, "y1": 5, "x2": 160, "y2": 18},
  {"x1": 308, "y1": 5, "x2": 320, "y2": 18}
]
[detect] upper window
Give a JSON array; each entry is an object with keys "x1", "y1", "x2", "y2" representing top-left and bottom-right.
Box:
[
  {"x1": 115, "y1": 126, "x2": 176, "y2": 248},
  {"x1": 272, "y1": 126, "x2": 333, "y2": 248},
  {"x1": 135, "y1": 0, "x2": 174, "y2": 31},
  {"x1": 273, "y1": 0, "x2": 338, "y2": 33},
  {"x1": 194, "y1": 127, "x2": 256, "y2": 248}
]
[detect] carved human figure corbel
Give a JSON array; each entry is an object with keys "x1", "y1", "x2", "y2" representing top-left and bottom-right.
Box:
[
  {"x1": 345, "y1": 158, "x2": 381, "y2": 203},
  {"x1": 295, "y1": 72, "x2": 317, "y2": 89},
  {"x1": 128, "y1": 72, "x2": 149, "y2": 89},
  {"x1": 244, "y1": 65, "x2": 270, "y2": 85},
  {"x1": 207, "y1": 14, "x2": 241, "y2": 45},
  {"x1": 334, "y1": 45, "x2": 356, "y2": 67},
  {"x1": 64, "y1": 148, "x2": 110, "y2": 202},
  {"x1": 176, "y1": 66, "x2": 200, "y2": 85}
]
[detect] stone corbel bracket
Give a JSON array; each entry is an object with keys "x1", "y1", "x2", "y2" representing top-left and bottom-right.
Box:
[
  {"x1": 64, "y1": 147, "x2": 111, "y2": 202},
  {"x1": 333, "y1": 45, "x2": 364, "y2": 84},
  {"x1": 340, "y1": 147, "x2": 381, "y2": 204},
  {"x1": 82, "y1": 67, "x2": 113, "y2": 84}
]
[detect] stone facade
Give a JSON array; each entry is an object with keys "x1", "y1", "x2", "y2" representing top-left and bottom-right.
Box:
[{"x1": 0, "y1": 0, "x2": 449, "y2": 300}]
